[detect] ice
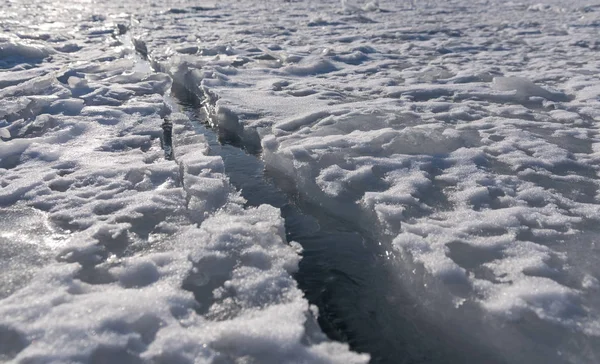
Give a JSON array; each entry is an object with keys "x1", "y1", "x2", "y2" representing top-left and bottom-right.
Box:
[
  {"x1": 282, "y1": 58, "x2": 339, "y2": 76},
  {"x1": 0, "y1": 203, "x2": 369, "y2": 362},
  {"x1": 492, "y1": 76, "x2": 570, "y2": 102},
  {"x1": 0, "y1": 38, "x2": 54, "y2": 61},
  {"x1": 122, "y1": 0, "x2": 600, "y2": 361},
  {"x1": 0, "y1": 2, "x2": 367, "y2": 362},
  {"x1": 3, "y1": 0, "x2": 600, "y2": 362}
]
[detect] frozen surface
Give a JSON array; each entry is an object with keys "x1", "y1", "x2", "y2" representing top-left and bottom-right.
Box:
[
  {"x1": 0, "y1": 1, "x2": 367, "y2": 363},
  {"x1": 129, "y1": 0, "x2": 600, "y2": 362},
  {"x1": 2, "y1": 0, "x2": 600, "y2": 362}
]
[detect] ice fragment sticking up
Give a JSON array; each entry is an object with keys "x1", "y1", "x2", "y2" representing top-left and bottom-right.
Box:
[
  {"x1": 67, "y1": 76, "x2": 88, "y2": 89},
  {"x1": 0, "y1": 128, "x2": 10, "y2": 139}
]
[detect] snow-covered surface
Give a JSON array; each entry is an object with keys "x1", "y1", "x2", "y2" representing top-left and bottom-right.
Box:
[
  {"x1": 0, "y1": 1, "x2": 367, "y2": 363},
  {"x1": 133, "y1": 0, "x2": 600, "y2": 362},
  {"x1": 2, "y1": 0, "x2": 600, "y2": 362}
]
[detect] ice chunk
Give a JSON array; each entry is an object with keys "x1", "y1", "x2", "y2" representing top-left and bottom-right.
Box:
[
  {"x1": 67, "y1": 76, "x2": 88, "y2": 89},
  {"x1": 0, "y1": 39, "x2": 54, "y2": 60},
  {"x1": 492, "y1": 77, "x2": 569, "y2": 102},
  {"x1": 283, "y1": 59, "x2": 338, "y2": 76}
]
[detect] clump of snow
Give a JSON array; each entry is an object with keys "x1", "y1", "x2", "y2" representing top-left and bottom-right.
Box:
[
  {"x1": 282, "y1": 58, "x2": 339, "y2": 76},
  {"x1": 492, "y1": 76, "x2": 569, "y2": 102}
]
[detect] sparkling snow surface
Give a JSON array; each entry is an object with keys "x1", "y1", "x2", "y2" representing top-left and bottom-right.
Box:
[
  {"x1": 1, "y1": 0, "x2": 600, "y2": 363},
  {"x1": 0, "y1": 1, "x2": 367, "y2": 363}
]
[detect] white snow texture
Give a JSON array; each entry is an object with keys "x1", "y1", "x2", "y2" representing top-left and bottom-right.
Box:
[{"x1": 1, "y1": 0, "x2": 600, "y2": 363}]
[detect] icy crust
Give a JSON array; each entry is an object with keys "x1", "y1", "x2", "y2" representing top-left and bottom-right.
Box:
[
  {"x1": 0, "y1": 2, "x2": 367, "y2": 363},
  {"x1": 0, "y1": 207, "x2": 367, "y2": 363},
  {"x1": 130, "y1": 0, "x2": 600, "y2": 360}
]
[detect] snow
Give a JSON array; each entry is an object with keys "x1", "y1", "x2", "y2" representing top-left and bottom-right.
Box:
[
  {"x1": 0, "y1": 1, "x2": 367, "y2": 363},
  {"x1": 492, "y1": 76, "x2": 570, "y2": 102},
  {"x1": 2, "y1": 0, "x2": 600, "y2": 362},
  {"x1": 0, "y1": 37, "x2": 55, "y2": 61},
  {"x1": 130, "y1": 0, "x2": 600, "y2": 361}
]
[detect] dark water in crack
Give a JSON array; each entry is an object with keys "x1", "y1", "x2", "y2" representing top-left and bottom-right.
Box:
[{"x1": 170, "y1": 86, "x2": 505, "y2": 364}]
